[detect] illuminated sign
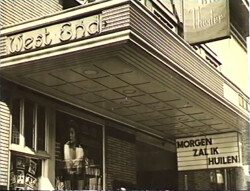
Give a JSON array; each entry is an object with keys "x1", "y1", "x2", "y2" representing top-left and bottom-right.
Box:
[
  {"x1": 6, "y1": 15, "x2": 100, "y2": 55},
  {"x1": 176, "y1": 132, "x2": 242, "y2": 171},
  {"x1": 184, "y1": 0, "x2": 230, "y2": 44}
]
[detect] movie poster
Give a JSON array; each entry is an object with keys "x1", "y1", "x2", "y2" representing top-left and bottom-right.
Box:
[{"x1": 9, "y1": 155, "x2": 40, "y2": 190}]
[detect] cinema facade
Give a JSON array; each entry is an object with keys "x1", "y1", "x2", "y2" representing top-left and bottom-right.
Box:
[{"x1": 0, "y1": 0, "x2": 249, "y2": 190}]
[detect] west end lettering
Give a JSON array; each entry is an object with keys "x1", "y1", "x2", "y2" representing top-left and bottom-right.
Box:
[
  {"x1": 8, "y1": 28, "x2": 52, "y2": 53},
  {"x1": 7, "y1": 15, "x2": 99, "y2": 55}
]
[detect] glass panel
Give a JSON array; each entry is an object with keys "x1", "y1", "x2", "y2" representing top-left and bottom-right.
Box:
[
  {"x1": 9, "y1": 154, "x2": 42, "y2": 190},
  {"x1": 55, "y1": 111, "x2": 103, "y2": 190},
  {"x1": 24, "y1": 100, "x2": 34, "y2": 148},
  {"x1": 11, "y1": 99, "x2": 20, "y2": 144},
  {"x1": 37, "y1": 105, "x2": 45, "y2": 151}
]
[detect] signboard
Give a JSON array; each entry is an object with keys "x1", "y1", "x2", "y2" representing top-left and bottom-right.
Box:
[
  {"x1": 6, "y1": 15, "x2": 100, "y2": 55},
  {"x1": 184, "y1": 0, "x2": 230, "y2": 44},
  {"x1": 176, "y1": 132, "x2": 242, "y2": 171}
]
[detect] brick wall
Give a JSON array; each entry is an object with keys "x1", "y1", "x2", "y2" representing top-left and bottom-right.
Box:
[
  {"x1": 106, "y1": 127, "x2": 136, "y2": 190},
  {"x1": 178, "y1": 170, "x2": 211, "y2": 190}
]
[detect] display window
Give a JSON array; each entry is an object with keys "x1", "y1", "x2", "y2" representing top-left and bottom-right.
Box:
[
  {"x1": 9, "y1": 154, "x2": 42, "y2": 190},
  {"x1": 55, "y1": 111, "x2": 103, "y2": 190},
  {"x1": 11, "y1": 98, "x2": 46, "y2": 152},
  {"x1": 9, "y1": 98, "x2": 48, "y2": 190}
]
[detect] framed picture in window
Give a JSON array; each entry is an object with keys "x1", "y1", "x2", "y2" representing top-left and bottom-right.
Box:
[
  {"x1": 28, "y1": 159, "x2": 37, "y2": 175},
  {"x1": 16, "y1": 170, "x2": 25, "y2": 184},
  {"x1": 25, "y1": 174, "x2": 37, "y2": 189},
  {"x1": 16, "y1": 157, "x2": 26, "y2": 169}
]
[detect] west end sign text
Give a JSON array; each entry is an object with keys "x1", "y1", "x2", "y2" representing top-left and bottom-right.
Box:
[{"x1": 7, "y1": 15, "x2": 100, "y2": 54}]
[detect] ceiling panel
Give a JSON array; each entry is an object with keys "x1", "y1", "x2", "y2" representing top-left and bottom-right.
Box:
[
  {"x1": 29, "y1": 74, "x2": 65, "y2": 86},
  {"x1": 95, "y1": 57, "x2": 134, "y2": 74},
  {"x1": 73, "y1": 80, "x2": 107, "y2": 92},
  {"x1": 75, "y1": 93, "x2": 105, "y2": 103},
  {"x1": 166, "y1": 99, "x2": 191, "y2": 109},
  {"x1": 72, "y1": 65, "x2": 109, "y2": 79},
  {"x1": 141, "y1": 120, "x2": 162, "y2": 126},
  {"x1": 114, "y1": 86, "x2": 145, "y2": 97},
  {"x1": 95, "y1": 89, "x2": 125, "y2": 100},
  {"x1": 146, "y1": 102, "x2": 172, "y2": 111},
  {"x1": 179, "y1": 127, "x2": 198, "y2": 134},
  {"x1": 112, "y1": 97, "x2": 140, "y2": 107},
  {"x1": 179, "y1": 106, "x2": 204, "y2": 114},
  {"x1": 200, "y1": 118, "x2": 223, "y2": 125},
  {"x1": 112, "y1": 108, "x2": 136, "y2": 116},
  {"x1": 94, "y1": 100, "x2": 121, "y2": 111},
  {"x1": 50, "y1": 69, "x2": 87, "y2": 82},
  {"x1": 95, "y1": 76, "x2": 128, "y2": 89},
  {"x1": 116, "y1": 71, "x2": 152, "y2": 85},
  {"x1": 127, "y1": 114, "x2": 151, "y2": 121},
  {"x1": 53, "y1": 84, "x2": 85, "y2": 95},
  {"x1": 151, "y1": 91, "x2": 179, "y2": 101},
  {"x1": 128, "y1": 105, "x2": 154, "y2": 113},
  {"x1": 135, "y1": 82, "x2": 166, "y2": 93},
  {"x1": 156, "y1": 117, "x2": 178, "y2": 125},
  {"x1": 211, "y1": 123, "x2": 229, "y2": 130},
  {"x1": 171, "y1": 115, "x2": 195, "y2": 123},
  {"x1": 184, "y1": 121, "x2": 205, "y2": 127},
  {"x1": 189, "y1": 113, "x2": 213, "y2": 120},
  {"x1": 132, "y1": 94, "x2": 159, "y2": 104},
  {"x1": 140, "y1": 111, "x2": 166, "y2": 120},
  {"x1": 161, "y1": 109, "x2": 185, "y2": 117}
]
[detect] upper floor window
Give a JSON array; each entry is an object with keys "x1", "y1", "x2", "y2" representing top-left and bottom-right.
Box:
[
  {"x1": 61, "y1": 0, "x2": 96, "y2": 9},
  {"x1": 11, "y1": 98, "x2": 46, "y2": 152}
]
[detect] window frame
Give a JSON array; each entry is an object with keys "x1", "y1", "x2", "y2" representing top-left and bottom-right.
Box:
[{"x1": 10, "y1": 97, "x2": 49, "y2": 159}]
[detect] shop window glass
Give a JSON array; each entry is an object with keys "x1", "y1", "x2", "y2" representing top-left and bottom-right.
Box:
[
  {"x1": 11, "y1": 98, "x2": 46, "y2": 151},
  {"x1": 9, "y1": 154, "x2": 42, "y2": 190},
  {"x1": 24, "y1": 100, "x2": 35, "y2": 148},
  {"x1": 11, "y1": 99, "x2": 20, "y2": 144},
  {"x1": 37, "y1": 106, "x2": 45, "y2": 151},
  {"x1": 55, "y1": 111, "x2": 103, "y2": 190}
]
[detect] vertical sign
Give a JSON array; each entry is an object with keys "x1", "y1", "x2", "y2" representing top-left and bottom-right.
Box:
[
  {"x1": 176, "y1": 132, "x2": 242, "y2": 171},
  {"x1": 184, "y1": 0, "x2": 230, "y2": 44}
]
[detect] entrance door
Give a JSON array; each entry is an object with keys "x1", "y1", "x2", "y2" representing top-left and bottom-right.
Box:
[{"x1": 212, "y1": 168, "x2": 235, "y2": 191}]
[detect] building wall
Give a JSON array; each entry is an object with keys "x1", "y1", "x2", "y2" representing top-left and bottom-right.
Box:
[
  {"x1": 0, "y1": 0, "x2": 62, "y2": 27},
  {"x1": 0, "y1": 97, "x2": 11, "y2": 188},
  {"x1": 207, "y1": 37, "x2": 248, "y2": 95},
  {"x1": 106, "y1": 127, "x2": 137, "y2": 190}
]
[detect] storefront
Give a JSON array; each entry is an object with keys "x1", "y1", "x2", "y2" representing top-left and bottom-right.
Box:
[
  {"x1": 1, "y1": 83, "x2": 177, "y2": 190},
  {"x1": 0, "y1": 0, "x2": 248, "y2": 190}
]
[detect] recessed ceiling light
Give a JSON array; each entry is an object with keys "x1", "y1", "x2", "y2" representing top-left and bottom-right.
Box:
[
  {"x1": 83, "y1": 70, "x2": 98, "y2": 75},
  {"x1": 122, "y1": 89, "x2": 136, "y2": 94}
]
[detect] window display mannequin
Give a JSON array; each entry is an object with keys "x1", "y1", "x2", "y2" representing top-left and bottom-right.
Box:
[{"x1": 64, "y1": 120, "x2": 84, "y2": 190}]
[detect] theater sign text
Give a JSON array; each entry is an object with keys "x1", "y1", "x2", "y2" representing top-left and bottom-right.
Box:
[
  {"x1": 6, "y1": 15, "x2": 100, "y2": 54},
  {"x1": 184, "y1": 0, "x2": 230, "y2": 44},
  {"x1": 176, "y1": 132, "x2": 242, "y2": 171}
]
